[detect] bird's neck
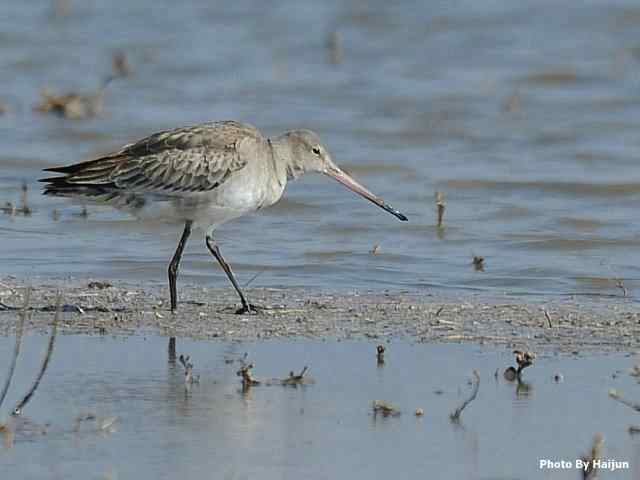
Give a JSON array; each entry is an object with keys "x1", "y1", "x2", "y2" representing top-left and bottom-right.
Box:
[{"x1": 269, "y1": 134, "x2": 305, "y2": 183}]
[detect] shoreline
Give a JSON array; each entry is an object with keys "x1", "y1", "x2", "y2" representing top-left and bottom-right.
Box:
[{"x1": 0, "y1": 277, "x2": 638, "y2": 354}]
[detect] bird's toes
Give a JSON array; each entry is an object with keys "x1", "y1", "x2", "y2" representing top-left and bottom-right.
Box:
[{"x1": 235, "y1": 303, "x2": 262, "y2": 315}]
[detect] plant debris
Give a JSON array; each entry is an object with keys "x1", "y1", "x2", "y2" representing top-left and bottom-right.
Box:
[
  {"x1": 472, "y1": 255, "x2": 485, "y2": 272},
  {"x1": 505, "y1": 350, "x2": 536, "y2": 382},
  {"x1": 280, "y1": 366, "x2": 313, "y2": 386},
  {"x1": 179, "y1": 354, "x2": 200, "y2": 385},
  {"x1": 609, "y1": 389, "x2": 640, "y2": 413},
  {"x1": 372, "y1": 400, "x2": 400, "y2": 417},
  {"x1": 376, "y1": 344, "x2": 385, "y2": 365},
  {"x1": 12, "y1": 294, "x2": 60, "y2": 416},
  {"x1": 34, "y1": 76, "x2": 113, "y2": 119},
  {"x1": 435, "y1": 191, "x2": 445, "y2": 228},
  {"x1": 450, "y1": 370, "x2": 480, "y2": 423},
  {"x1": 112, "y1": 51, "x2": 133, "y2": 78},
  {"x1": 237, "y1": 363, "x2": 260, "y2": 388},
  {"x1": 0, "y1": 288, "x2": 29, "y2": 409},
  {"x1": 580, "y1": 433, "x2": 604, "y2": 480}
]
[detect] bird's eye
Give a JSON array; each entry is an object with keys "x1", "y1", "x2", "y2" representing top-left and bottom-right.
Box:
[{"x1": 312, "y1": 146, "x2": 321, "y2": 155}]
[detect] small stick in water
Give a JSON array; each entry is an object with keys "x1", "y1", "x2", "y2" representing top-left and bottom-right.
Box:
[
  {"x1": 505, "y1": 350, "x2": 536, "y2": 382},
  {"x1": 514, "y1": 350, "x2": 535, "y2": 379},
  {"x1": 609, "y1": 389, "x2": 640, "y2": 413},
  {"x1": 12, "y1": 293, "x2": 60, "y2": 416},
  {"x1": 281, "y1": 366, "x2": 311, "y2": 386},
  {"x1": 0, "y1": 288, "x2": 30, "y2": 409},
  {"x1": 372, "y1": 400, "x2": 400, "y2": 417},
  {"x1": 616, "y1": 279, "x2": 628, "y2": 298},
  {"x1": 543, "y1": 309, "x2": 553, "y2": 328},
  {"x1": 179, "y1": 354, "x2": 199, "y2": 385},
  {"x1": 112, "y1": 51, "x2": 133, "y2": 78},
  {"x1": 376, "y1": 345, "x2": 385, "y2": 365},
  {"x1": 20, "y1": 182, "x2": 31, "y2": 216},
  {"x1": 435, "y1": 191, "x2": 445, "y2": 228},
  {"x1": 580, "y1": 433, "x2": 604, "y2": 480},
  {"x1": 73, "y1": 205, "x2": 89, "y2": 218},
  {"x1": 450, "y1": 370, "x2": 480, "y2": 423},
  {"x1": 237, "y1": 363, "x2": 260, "y2": 388}
]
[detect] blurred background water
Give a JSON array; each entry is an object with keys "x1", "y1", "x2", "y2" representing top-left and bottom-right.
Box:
[{"x1": 1, "y1": 0, "x2": 640, "y2": 298}]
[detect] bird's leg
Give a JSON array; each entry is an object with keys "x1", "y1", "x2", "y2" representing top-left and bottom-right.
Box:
[
  {"x1": 168, "y1": 220, "x2": 193, "y2": 312},
  {"x1": 205, "y1": 234, "x2": 259, "y2": 314}
]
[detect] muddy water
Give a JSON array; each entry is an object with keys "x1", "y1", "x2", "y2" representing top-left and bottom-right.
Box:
[
  {"x1": 1, "y1": 1, "x2": 640, "y2": 298},
  {"x1": 0, "y1": 335, "x2": 638, "y2": 479}
]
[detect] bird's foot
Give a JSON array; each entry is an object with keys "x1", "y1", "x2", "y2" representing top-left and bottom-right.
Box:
[{"x1": 235, "y1": 303, "x2": 263, "y2": 315}]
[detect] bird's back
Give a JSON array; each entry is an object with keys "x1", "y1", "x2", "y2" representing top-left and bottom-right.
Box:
[{"x1": 40, "y1": 121, "x2": 264, "y2": 202}]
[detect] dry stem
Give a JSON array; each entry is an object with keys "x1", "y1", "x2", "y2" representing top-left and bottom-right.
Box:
[
  {"x1": 450, "y1": 370, "x2": 480, "y2": 422},
  {"x1": 0, "y1": 288, "x2": 30, "y2": 409},
  {"x1": 12, "y1": 293, "x2": 60, "y2": 416}
]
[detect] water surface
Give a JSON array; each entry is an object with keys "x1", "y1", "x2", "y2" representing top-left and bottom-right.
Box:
[
  {"x1": 1, "y1": 1, "x2": 640, "y2": 298},
  {"x1": 0, "y1": 335, "x2": 639, "y2": 479}
]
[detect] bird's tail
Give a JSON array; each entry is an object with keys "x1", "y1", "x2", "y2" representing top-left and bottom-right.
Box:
[{"x1": 39, "y1": 156, "x2": 121, "y2": 200}]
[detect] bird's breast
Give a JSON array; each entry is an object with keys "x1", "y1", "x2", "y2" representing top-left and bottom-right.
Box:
[{"x1": 214, "y1": 169, "x2": 269, "y2": 212}]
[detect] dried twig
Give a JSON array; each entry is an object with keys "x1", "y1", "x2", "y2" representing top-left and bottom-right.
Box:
[
  {"x1": 12, "y1": 293, "x2": 60, "y2": 416},
  {"x1": 179, "y1": 354, "x2": 199, "y2": 385},
  {"x1": 435, "y1": 191, "x2": 445, "y2": 228},
  {"x1": 376, "y1": 345, "x2": 385, "y2": 365},
  {"x1": 543, "y1": 309, "x2": 553, "y2": 328},
  {"x1": 34, "y1": 76, "x2": 113, "y2": 120},
  {"x1": 609, "y1": 389, "x2": 640, "y2": 413},
  {"x1": 372, "y1": 400, "x2": 400, "y2": 417},
  {"x1": 616, "y1": 279, "x2": 628, "y2": 298},
  {"x1": 514, "y1": 350, "x2": 535, "y2": 377},
  {"x1": 472, "y1": 255, "x2": 485, "y2": 272},
  {"x1": 112, "y1": 51, "x2": 133, "y2": 78},
  {"x1": 281, "y1": 366, "x2": 310, "y2": 385},
  {"x1": 450, "y1": 370, "x2": 480, "y2": 422},
  {"x1": 504, "y1": 350, "x2": 536, "y2": 381},
  {"x1": 237, "y1": 363, "x2": 260, "y2": 388},
  {"x1": 0, "y1": 288, "x2": 30, "y2": 409},
  {"x1": 20, "y1": 182, "x2": 31, "y2": 216},
  {"x1": 581, "y1": 433, "x2": 604, "y2": 480}
]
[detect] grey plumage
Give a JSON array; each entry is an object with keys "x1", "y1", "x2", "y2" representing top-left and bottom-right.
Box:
[{"x1": 41, "y1": 121, "x2": 256, "y2": 198}]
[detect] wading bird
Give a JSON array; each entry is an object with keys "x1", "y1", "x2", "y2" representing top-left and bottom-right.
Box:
[{"x1": 41, "y1": 121, "x2": 407, "y2": 313}]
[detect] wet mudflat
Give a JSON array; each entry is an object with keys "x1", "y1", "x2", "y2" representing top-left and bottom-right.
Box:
[
  {"x1": 1, "y1": 336, "x2": 640, "y2": 479},
  {"x1": 0, "y1": 278, "x2": 639, "y2": 353}
]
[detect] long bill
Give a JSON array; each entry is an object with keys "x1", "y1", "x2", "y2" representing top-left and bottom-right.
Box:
[{"x1": 324, "y1": 167, "x2": 408, "y2": 221}]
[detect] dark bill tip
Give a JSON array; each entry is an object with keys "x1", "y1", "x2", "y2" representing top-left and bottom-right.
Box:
[
  {"x1": 382, "y1": 203, "x2": 408, "y2": 221},
  {"x1": 325, "y1": 167, "x2": 408, "y2": 222}
]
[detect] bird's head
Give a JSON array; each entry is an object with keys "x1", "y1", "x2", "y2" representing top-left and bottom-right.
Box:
[{"x1": 280, "y1": 129, "x2": 408, "y2": 222}]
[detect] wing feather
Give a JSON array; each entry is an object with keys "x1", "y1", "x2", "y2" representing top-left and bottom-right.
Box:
[{"x1": 41, "y1": 121, "x2": 261, "y2": 197}]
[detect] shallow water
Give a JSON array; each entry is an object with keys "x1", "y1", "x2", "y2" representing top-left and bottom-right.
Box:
[
  {"x1": 1, "y1": 335, "x2": 639, "y2": 479},
  {"x1": 1, "y1": 1, "x2": 640, "y2": 298}
]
